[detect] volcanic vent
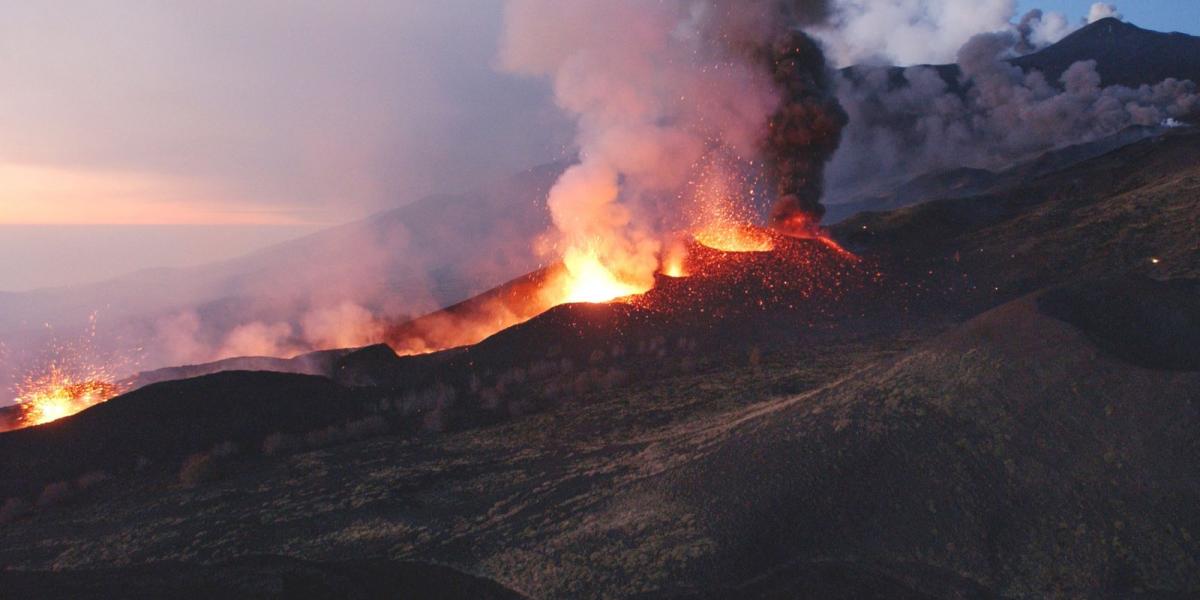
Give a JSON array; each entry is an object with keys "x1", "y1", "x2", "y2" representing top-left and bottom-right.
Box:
[{"x1": 383, "y1": 226, "x2": 873, "y2": 356}]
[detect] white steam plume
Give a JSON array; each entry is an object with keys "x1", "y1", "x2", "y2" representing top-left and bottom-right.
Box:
[
  {"x1": 499, "y1": 1, "x2": 781, "y2": 291},
  {"x1": 827, "y1": 30, "x2": 1198, "y2": 200},
  {"x1": 1088, "y1": 3, "x2": 1122, "y2": 24},
  {"x1": 499, "y1": 0, "x2": 849, "y2": 289}
]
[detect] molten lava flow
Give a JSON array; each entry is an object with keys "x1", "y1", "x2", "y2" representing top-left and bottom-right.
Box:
[
  {"x1": 14, "y1": 366, "x2": 121, "y2": 428},
  {"x1": 775, "y1": 213, "x2": 859, "y2": 261},
  {"x1": 551, "y1": 247, "x2": 652, "y2": 304},
  {"x1": 660, "y1": 239, "x2": 690, "y2": 278},
  {"x1": 694, "y1": 224, "x2": 776, "y2": 253}
]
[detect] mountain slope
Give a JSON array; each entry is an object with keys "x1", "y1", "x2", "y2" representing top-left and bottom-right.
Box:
[
  {"x1": 1, "y1": 113, "x2": 1199, "y2": 598},
  {"x1": 0, "y1": 163, "x2": 560, "y2": 399},
  {"x1": 1013, "y1": 18, "x2": 1200, "y2": 89}
]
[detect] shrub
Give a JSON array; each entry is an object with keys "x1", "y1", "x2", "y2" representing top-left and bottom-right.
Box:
[
  {"x1": 262, "y1": 432, "x2": 301, "y2": 456},
  {"x1": 77, "y1": 471, "x2": 111, "y2": 490},
  {"x1": 0, "y1": 497, "x2": 30, "y2": 524},
  {"x1": 344, "y1": 415, "x2": 389, "y2": 440},
  {"x1": 479, "y1": 387, "x2": 503, "y2": 412},
  {"x1": 178, "y1": 453, "x2": 219, "y2": 487},
  {"x1": 211, "y1": 441, "x2": 240, "y2": 459},
  {"x1": 599, "y1": 368, "x2": 629, "y2": 389},
  {"x1": 507, "y1": 396, "x2": 537, "y2": 417},
  {"x1": 423, "y1": 408, "x2": 447, "y2": 433},
  {"x1": 304, "y1": 426, "x2": 346, "y2": 448},
  {"x1": 37, "y1": 481, "x2": 73, "y2": 507}
]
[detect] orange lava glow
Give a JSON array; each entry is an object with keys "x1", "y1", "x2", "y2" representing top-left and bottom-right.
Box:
[
  {"x1": 6, "y1": 314, "x2": 131, "y2": 431},
  {"x1": 776, "y1": 214, "x2": 859, "y2": 261},
  {"x1": 694, "y1": 224, "x2": 776, "y2": 253},
  {"x1": 14, "y1": 367, "x2": 121, "y2": 428},
  {"x1": 660, "y1": 240, "x2": 690, "y2": 278},
  {"x1": 553, "y1": 247, "x2": 651, "y2": 304}
]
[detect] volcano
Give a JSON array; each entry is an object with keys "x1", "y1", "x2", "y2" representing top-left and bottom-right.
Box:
[
  {"x1": 3, "y1": 22, "x2": 1200, "y2": 600},
  {"x1": 2, "y1": 128, "x2": 1199, "y2": 599},
  {"x1": 382, "y1": 229, "x2": 873, "y2": 359}
]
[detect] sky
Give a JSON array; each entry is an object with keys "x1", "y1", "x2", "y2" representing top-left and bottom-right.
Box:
[
  {"x1": 0, "y1": 0, "x2": 573, "y2": 291},
  {"x1": 1017, "y1": 0, "x2": 1200, "y2": 36},
  {"x1": 1, "y1": 1, "x2": 1196, "y2": 291}
]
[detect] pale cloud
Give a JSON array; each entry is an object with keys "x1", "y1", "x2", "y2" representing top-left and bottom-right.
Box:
[
  {"x1": 0, "y1": 0, "x2": 570, "y2": 225},
  {"x1": 0, "y1": 164, "x2": 316, "y2": 225}
]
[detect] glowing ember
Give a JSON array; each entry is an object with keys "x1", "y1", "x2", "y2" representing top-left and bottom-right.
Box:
[
  {"x1": 5, "y1": 313, "x2": 131, "y2": 431},
  {"x1": 14, "y1": 367, "x2": 121, "y2": 428},
  {"x1": 694, "y1": 224, "x2": 776, "y2": 253},
  {"x1": 555, "y1": 247, "x2": 651, "y2": 304},
  {"x1": 662, "y1": 259, "x2": 688, "y2": 278},
  {"x1": 776, "y1": 214, "x2": 859, "y2": 261},
  {"x1": 660, "y1": 240, "x2": 690, "y2": 278}
]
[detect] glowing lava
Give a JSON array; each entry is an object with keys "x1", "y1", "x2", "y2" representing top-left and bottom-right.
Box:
[
  {"x1": 775, "y1": 214, "x2": 859, "y2": 261},
  {"x1": 694, "y1": 224, "x2": 776, "y2": 253},
  {"x1": 14, "y1": 367, "x2": 121, "y2": 428},
  {"x1": 6, "y1": 314, "x2": 130, "y2": 431},
  {"x1": 660, "y1": 239, "x2": 690, "y2": 278},
  {"x1": 553, "y1": 247, "x2": 652, "y2": 304}
]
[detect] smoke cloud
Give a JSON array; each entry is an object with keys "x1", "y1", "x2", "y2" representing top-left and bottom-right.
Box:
[
  {"x1": 764, "y1": 31, "x2": 847, "y2": 227},
  {"x1": 500, "y1": 0, "x2": 845, "y2": 287},
  {"x1": 826, "y1": 29, "x2": 1199, "y2": 201},
  {"x1": 1088, "y1": 3, "x2": 1122, "y2": 24},
  {"x1": 812, "y1": 0, "x2": 1019, "y2": 67},
  {"x1": 810, "y1": 1, "x2": 1125, "y2": 67}
]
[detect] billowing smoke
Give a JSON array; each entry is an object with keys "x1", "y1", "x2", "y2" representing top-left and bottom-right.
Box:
[
  {"x1": 827, "y1": 30, "x2": 1199, "y2": 201},
  {"x1": 811, "y1": 1, "x2": 1122, "y2": 68},
  {"x1": 811, "y1": 0, "x2": 1019, "y2": 67},
  {"x1": 764, "y1": 31, "x2": 848, "y2": 228},
  {"x1": 1016, "y1": 9, "x2": 1074, "y2": 55},
  {"x1": 500, "y1": 0, "x2": 845, "y2": 286},
  {"x1": 1088, "y1": 3, "x2": 1122, "y2": 24}
]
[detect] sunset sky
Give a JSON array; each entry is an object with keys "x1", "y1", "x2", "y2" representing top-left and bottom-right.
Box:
[{"x1": 1, "y1": 1, "x2": 1194, "y2": 291}]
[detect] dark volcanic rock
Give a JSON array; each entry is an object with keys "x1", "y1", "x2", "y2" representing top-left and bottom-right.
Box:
[
  {"x1": 1012, "y1": 18, "x2": 1200, "y2": 89},
  {"x1": 333, "y1": 344, "x2": 408, "y2": 387},
  {"x1": 0, "y1": 371, "x2": 373, "y2": 499},
  {"x1": 1038, "y1": 277, "x2": 1200, "y2": 371},
  {"x1": 0, "y1": 556, "x2": 526, "y2": 600},
  {"x1": 123, "y1": 347, "x2": 353, "y2": 391}
]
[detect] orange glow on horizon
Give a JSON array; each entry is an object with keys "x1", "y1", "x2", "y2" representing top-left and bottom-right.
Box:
[{"x1": 0, "y1": 164, "x2": 319, "y2": 226}]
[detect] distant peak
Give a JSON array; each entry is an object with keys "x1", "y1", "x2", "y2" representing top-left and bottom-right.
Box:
[{"x1": 1089, "y1": 16, "x2": 1132, "y2": 29}]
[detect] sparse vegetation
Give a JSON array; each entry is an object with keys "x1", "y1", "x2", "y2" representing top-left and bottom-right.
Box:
[
  {"x1": 262, "y1": 432, "x2": 301, "y2": 456},
  {"x1": 36, "y1": 482, "x2": 73, "y2": 507},
  {"x1": 0, "y1": 497, "x2": 30, "y2": 524},
  {"x1": 178, "y1": 453, "x2": 219, "y2": 488}
]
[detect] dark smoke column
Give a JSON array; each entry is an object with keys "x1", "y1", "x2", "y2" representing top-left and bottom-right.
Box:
[{"x1": 762, "y1": 30, "x2": 847, "y2": 234}]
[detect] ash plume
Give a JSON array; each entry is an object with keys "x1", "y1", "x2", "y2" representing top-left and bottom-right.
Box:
[
  {"x1": 763, "y1": 30, "x2": 847, "y2": 227},
  {"x1": 828, "y1": 30, "x2": 1200, "y2": 201},
  {"x1": 499, "y1": 0, "x2": 846, "y2": 283}
]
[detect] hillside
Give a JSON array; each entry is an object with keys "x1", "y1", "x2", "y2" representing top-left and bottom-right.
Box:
[
  {"x1": 841, "y1": 18, "x2": 1200, "y2": 93},
  {"x1": 0, "y1": 163, "x2": 560, "y2": 399},
  {"x1": 827, "y1": 18, "x2": 1200, "y2": 224},
  {"x1": 1, "y1": 122, "x2": 1198, "y2": 598},
  {"x1": 1013, "y1": 18, "x2": 1200, "y2": 89}
]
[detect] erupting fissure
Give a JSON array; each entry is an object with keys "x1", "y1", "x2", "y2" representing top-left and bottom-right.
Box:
[
  {"x1": 7, "y1": 316, "x2": 128, "y2": 431},
  {"x1": 554, "y1": 247, "x2": 653, "y2": 304},
  {"x1": 499, "y1": 0, "x2": 848, "y2": 338},
  {"x1": 14, "y1": 370, "x2": 121, "y2": 428}
]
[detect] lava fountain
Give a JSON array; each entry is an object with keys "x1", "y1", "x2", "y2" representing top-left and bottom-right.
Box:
[
  {"x1": 14, "y1": 367, "x2": 121, "y2": 428},
  {"x1": 5, "y1": 316, "x2": 129, "y2": 431}
]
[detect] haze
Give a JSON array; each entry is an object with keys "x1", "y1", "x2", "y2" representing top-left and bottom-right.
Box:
[
  {"x1": 2, "y1": 0, "x2": 1195, "y2": 292},
  {"x1": 0, "y1": 0, "x2": 569, "y2": 291}
]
